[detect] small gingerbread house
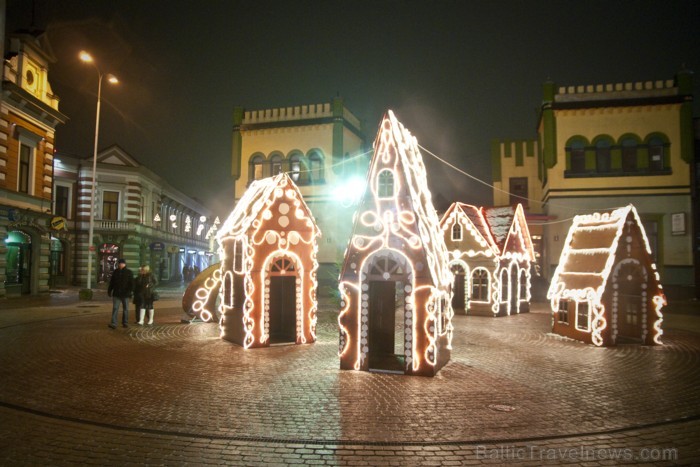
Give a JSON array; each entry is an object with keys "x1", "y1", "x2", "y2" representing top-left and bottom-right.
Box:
[
  {"x1": 547, "y1": 205, "x2": 665, "y2": 346},
  {"x1": 216, "y1": 173, "x2": 321, "y2": 348},
  {"x1": 440, "y1": 203, "x2": 534, "y2": 316},
  {"x1": 339, "y1": 111, "x2": 453, "y2": 376}
]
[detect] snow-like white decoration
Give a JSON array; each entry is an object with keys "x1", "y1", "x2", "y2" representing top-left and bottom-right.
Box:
[
  {"x1": 440, "y1": 202, "x2": 534, "y2": 316},
  {"x1": 187, "y1": 173, "x2": 321, "y2": 348},
  {"x1": 339, "y1": 110, "x2": 452, "y2": 376},
  {"x1": 547, "y1": 204, "x2": 665, "y2": 346}
]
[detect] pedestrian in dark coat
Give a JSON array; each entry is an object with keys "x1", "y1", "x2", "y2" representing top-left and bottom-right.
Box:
[
  {"x1": 134, "y1": 265, "x2": 158, "y2": 325},
  {"x1": 108, "y1": 258, "x2": 134, "y2": 329}
]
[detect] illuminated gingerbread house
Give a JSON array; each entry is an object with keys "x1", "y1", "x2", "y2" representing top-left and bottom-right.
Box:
[
  {"x1": 547, "y1": 205, "x2": 665, "y2": 346},
  {"x1": 216, "y1": 173, "x2": 321, "y2": 348},
  {"x1": 339, "y1": 111, "x2": 453, "y2": 376},
  {"x1": 440, "y1": 203, "x2": 534, "y2": 316}
]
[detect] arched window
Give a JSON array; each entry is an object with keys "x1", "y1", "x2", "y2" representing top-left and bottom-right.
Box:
[
  {"x1": 289, "y1": 154, "x2": 302, "y2": 183},
  {"x1": 249, "y1": 154, "x2": 265, "y2": 181},
  {"x1": 308, "y1": 152, "x2": 324, "y2": 183},
  {"x1": 595, "y1": 139, "x2": 611, "y2": 173},
  {"x1": 377, "y1": 169, "x2": 394, "y2": 198},
  {"x1": 270, "y1": 154, "x2": 284, "y2": 176},
  {"x1": 569, "y1": 139, "x2": 586, "y2": 173},
  {"x1": 470, "y1": 268, "x2": 489, "y2": 302},
  {"x1": 648, "y1": 137, "x2": 665, "y2": 171},
  {"x1": 621, "y1": 137, "x2": 638, "y2": 172},
  {"x1": 451, "y1": 222, "x2": 462, "y2": 241}
]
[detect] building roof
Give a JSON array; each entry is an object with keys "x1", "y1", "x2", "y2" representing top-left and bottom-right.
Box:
[
  {"x1": 341, "y1": 110, "x2": 451, "y2": 287},
  {"x1": 547, "y1": 204, "x2": 662, "y2": 301},
  {"x1": 441, "y1": 202, "x2": 499, "y2": 255},
  {"x1": 217, "y1": 172, "x2": 319, "y2": 240}
]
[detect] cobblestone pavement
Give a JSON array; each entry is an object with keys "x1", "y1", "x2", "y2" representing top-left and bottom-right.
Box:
[{"x1": 0, "y1": 291, "x2": 699, "y2": 465}]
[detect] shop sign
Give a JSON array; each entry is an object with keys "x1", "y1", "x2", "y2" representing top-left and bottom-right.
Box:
[{"x1": 150, "y1": 242, "x2": 165, "y2": 251}]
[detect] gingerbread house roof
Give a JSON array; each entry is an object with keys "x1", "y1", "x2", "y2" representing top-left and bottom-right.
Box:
[
  {"x1": 217, "y1": 172, "x2": 319, "y2": 240},
  {"x1": 500, "y1": 204, "x2": 535, "y2": 261},
  {"x1": 441, "y1": 202, "x2": 500, "y2": 255},
  {"x1": 341, "y1": 110, "x2": 451, "y2": 287},
  {"x1": 547, "y1": 204, "x2": 662, "y2": 301}
]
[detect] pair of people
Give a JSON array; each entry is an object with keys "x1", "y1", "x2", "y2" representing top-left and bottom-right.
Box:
[{"x1": 107, "y1": 259, "x2": 158, "y2": 328}]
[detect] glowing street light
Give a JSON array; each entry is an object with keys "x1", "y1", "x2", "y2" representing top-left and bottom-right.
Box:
[{"x1": 80, "y1": 50, "x2": 118, "y2": 294}]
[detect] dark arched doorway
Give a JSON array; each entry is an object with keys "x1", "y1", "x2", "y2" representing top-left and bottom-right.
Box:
[{"x1": 5, "y1": 230, "x2": 32, "y2": 295}]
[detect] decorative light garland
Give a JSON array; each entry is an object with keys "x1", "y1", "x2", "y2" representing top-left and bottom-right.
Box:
[
  {"x1": 547, "y1": 204, "x2": 665, "y2": 346},
  {"x1": 339, "y1": 110, "x2": 452, "y2": 376}
]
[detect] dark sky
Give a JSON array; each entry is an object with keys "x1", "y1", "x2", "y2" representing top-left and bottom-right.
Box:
[{"x1": 6, "y1": 0, "x2": 700, "y2": 215}]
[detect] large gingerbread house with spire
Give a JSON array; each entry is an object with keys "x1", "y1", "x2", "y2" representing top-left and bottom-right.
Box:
[
  {"x1": 339, "y1": 111, "x2": 453, "y2": 376},
  {"x1": 215, "y1": 173, "x2": 321, "y2": 348},
  {"x1": 547, "y1": 205, "x2": 665, "y2": 346},
  {"x1": 440, "y1": 203, "x2": 534, "y2": 316}
]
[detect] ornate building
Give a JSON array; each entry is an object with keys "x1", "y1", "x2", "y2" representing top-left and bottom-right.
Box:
[
  {"x1": 0, "y1": 29, "x2": 67, "y2": 297},
  {"x1": 493, "y1": 72, "x2": 695, "y2": 296},
  {"x1": 52, "y1": 146, "x2": 216, "y2": 288}
]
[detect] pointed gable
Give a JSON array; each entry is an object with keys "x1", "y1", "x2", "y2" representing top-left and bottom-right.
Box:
[
  {"x1": 97, "y1": 145, "x2": 141, "y2": 167},
  {"x1": 500, "y1": 204, "x2": 535, "y2": 261},
  {"x1": 341, "y1": 110, "x2": 450, "y2": 287},
  {"x1": 440, "y1": 202, "x2": 499, "y2": 256}
]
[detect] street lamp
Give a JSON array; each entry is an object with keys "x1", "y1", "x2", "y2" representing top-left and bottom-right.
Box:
[{"x1": 80, "y1": 51, "x2": 118, "y2": 293}]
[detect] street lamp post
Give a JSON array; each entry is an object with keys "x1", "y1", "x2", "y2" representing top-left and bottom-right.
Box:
[{"x1": 80, "y1": 51, "x2": 118, "y2": 294}]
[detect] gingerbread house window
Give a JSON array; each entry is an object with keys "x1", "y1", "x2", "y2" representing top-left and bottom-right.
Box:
[
  {"x1": 451, "y1": 222, "x2": 462, "y2": 241},
  {"x1": 575, "y1": 301, "x2": 590, "y2": 332},
  {"x1": 377, "y1": 169, "x2": 394, "y2": 198},
  {"x1": 471, "y1": 268, "x2": 489, "y2": 302}
]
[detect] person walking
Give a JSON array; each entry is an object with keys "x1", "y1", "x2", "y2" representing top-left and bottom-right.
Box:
[
  {"x1": 133, "y1": 265, "x2": 144, "y2": 323},
  {"x1": 108, "y1": 258, "x2": 134, "y2": 329},
  {"x1": 134, "y1": 265, "x2": 158, "y2": 325}
]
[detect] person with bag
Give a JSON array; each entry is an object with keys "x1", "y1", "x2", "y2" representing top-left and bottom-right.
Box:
[
  {"x1": 134, "y1": 265, "x2": 159, "y2": 325},
  {"x1": 107, "y1": 258, "x2": 134, "y2": 329}
]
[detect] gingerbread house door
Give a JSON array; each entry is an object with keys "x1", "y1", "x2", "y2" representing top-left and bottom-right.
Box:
[
  {"x1": 450, "y1": 263, "x2": 466, "y2": 313},
  {"x1": 613, "y1": 260, "x2": 645, "y2": 343},
  {"x1": 366, "y1": 252, "x2": 408, "y2": 373},
  {"x1": 268, "y1": 257, "x2": 298, "y2": 344}
]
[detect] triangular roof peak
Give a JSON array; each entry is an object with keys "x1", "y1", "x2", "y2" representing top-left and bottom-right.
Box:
[
  {"x1": 96, "y1": 145, "x2": 140, "y2": 167},
  {"x1": 341, "y1": 110, "x2": 450, "y2": 287},
  {"x1": 441, "y1": 202, "x2": 500, "y2": 255},
  {"x1": 217, "y1": 172, "x2": 319, "y2": 241}
]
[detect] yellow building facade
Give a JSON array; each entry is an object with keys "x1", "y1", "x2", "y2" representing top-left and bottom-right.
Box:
[
  {"x1": 493, "y1": 72, "x2": 695, "y2": 294},
  {"x1": 231, "y1": 98, "x2": 367, "y2": 274}
]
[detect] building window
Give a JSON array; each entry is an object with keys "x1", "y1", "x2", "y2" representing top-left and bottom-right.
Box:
[
  {"x1": 621, "y1": 138, "x2": 638, "y2": 172},
  {"x1": 570, "y1": 140, "x2": 586, "y2": 173},
  {"x1": 102, "y1": 191, "x2": 119, "y2": 220},
  {"x1": 471, "y1": 268, "x2": 489, "y2": 302},
  {"x1": 377, "y1": 169, "x2": 394, "y2": 198},
  {"x1": 595, "y1": 139, "x2": 611, "y2": 173},
  {"x1": 54, "y1": 185, "x2": 70, "y2": 218},
  {"x1": 451, "y1": 222, "x2": 462, "y2": 241},
  {"x1": 648, "y1": 137, "x2": 665, "y2": 172},
  {"x1": 642, "y1": 220, "x2": 659, "y2": 264},
  {"x1": 509, "y1": 177, "x2": 528, "y2": 207},
  {"x1": 575, "y1": 301, "x2": 590, "y2": 331},
  {"x1": 309, "y1": 152, "x2": 324, "y2": 183},
  {"x1": 250, "y1": 155, "x2": 264, "y2": 181},
  {"x1": 557, "y1": 300, "x2": 569, "y2": 324},
  {"x1": 289, "y1": 154, "x2": 302, "y2": 183},
  {"x1": 270, "y1": 154, "x2": 284, "y2": 176},
  {"x1": 18, "y1": 143, "x2": 32, "y2": 193}
]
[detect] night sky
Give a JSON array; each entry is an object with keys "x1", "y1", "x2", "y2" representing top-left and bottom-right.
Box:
[{"x1": 6, "y1": 0, "x2": 700, "y2": 216}]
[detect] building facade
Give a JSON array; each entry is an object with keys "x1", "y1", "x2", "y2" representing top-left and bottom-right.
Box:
[
  {"x1": 52, "y1": 145, "x2": 216, "y2": 289},
  {"x1": 231, "y1": 98, "x2": 367, "y2": 283},
  {"x1": 493, "y1": 72, "x2": 695, "y2": 296},
  {"x1": 0, "y1": 29, "x2": 68, "y2": 297}
]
